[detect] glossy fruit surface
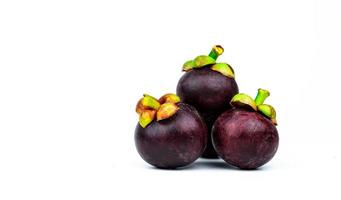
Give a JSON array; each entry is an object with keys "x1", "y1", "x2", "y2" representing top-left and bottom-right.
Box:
[
  {"x1": 212, "y1": 108, "x2": 279, "y2": 169},
  {"x1": 135, "y1": 103, "x2": 207, "y2": 169},
  {"x1": 177, "y1": 67, "x2": 238, "y2": 113},
  {"x1": 177, "y1": 67, "x2": 238, "y2": 158}
]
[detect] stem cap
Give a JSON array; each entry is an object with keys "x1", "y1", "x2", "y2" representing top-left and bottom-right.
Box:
[
  {"x1": 230, "y1": 89, "x2": 278, "y2": 125},
  {"x1": 257, "y1": 104, "x2": 277, "y2": 125},
  {"x1": 182, "y1": 45, "x2": 234, "y2": 79},
  {"x1": 136, "y1": 93, "x2": 181, "y2": 128},
  {"x1": 158, "y1": 93, "x2": 181, "y2": 104},
  {"x1": 211, "y1": 63, "x2": 235, "y2": 78},
  {"x1": 194, "y1": 55, "x2": 216, "y2": 68},
  {"x1": 156, "y1": 103, "x2": 179, "y2": 121},
  {"x1": 230, "y1": 93, "x2": 257, "y2": 111},
  {"x1": 139, "y1": 110, "x2": 156, "y2": 128}
]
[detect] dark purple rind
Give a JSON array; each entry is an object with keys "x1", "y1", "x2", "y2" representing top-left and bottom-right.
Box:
[
  {"x1": 135, "y1": 103, "x2": 208, "y2": 169},
  {"x1": 176, "y1": 67, "x2": 239, "y2": 158},
  {"x1": 200, "y1": 111, "x2": 221, "y2": 158},
  {"x1": 176, "y1": 67, "x2": 238, "y2": 113},
  {"x1": 212, "y1": 108, "x2": 279, "y2": 169}
]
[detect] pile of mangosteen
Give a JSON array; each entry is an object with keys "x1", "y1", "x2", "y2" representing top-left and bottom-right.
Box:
[{"x1": 134, "y1": 45, "x2": 279, "y2": 170}]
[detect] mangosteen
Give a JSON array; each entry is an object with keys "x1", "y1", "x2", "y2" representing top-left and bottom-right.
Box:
[
  {"x1": 212, "y1": 89, "x2": 279, "y2": 169},
  {"x1": 176, "y1": 45, "x2": 239, "y2": 158},
  {"x1": 135, "y1": 93, "x2": 207, "y2": 169}
]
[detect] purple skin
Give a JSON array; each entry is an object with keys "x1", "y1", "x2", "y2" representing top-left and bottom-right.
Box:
[
  {"x1": 176, "y1": 66, "x2": 239, "y2": 158},
  {"x1": 212, "y1": 108, "x2": 279, "y2": 169},
  {"x1": 135, "y1": 103, "x2": 207, "y2": 169}
]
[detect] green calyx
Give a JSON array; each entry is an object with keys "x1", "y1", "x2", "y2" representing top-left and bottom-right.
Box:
[
  {"x1": 182, "y1": 56, "x2": 216, "y2": 72},
  {"x1": 141, "y1": 94, "x2": 160, "y2": 110},
  {"x1": 231, "y1": 93, "x2": 258, "y2": 111},
  {"x1": 211, "y1": 63, "x2": 235, "y2": 79},
  {"x1": 156, "y1": 103, "x2": 179, "y2": 121},
  {"x1": 182, "y1": 45, "x2": 235, "y2": 79},
  {"x1": 183, "y1": 60, "x2": 196, "y2": 71},
  {"x1": 158, "y1": 93, "x2": 181, "y2": 104},
  {"x1": 139, "y1": 110, "x2": 156, "y2": 129},
  {"x1": 136, "y1": 93, "x2": 180, "y2": 128},
  {"x1": 258, "y1": 104, "x2": 277, "y2": 125},
  {"x1": 230, "y1": 88, "x2": 278, "y2": 125},
  {"x1": 194, "y1": 55, "x2": 216, "y2": 67}
]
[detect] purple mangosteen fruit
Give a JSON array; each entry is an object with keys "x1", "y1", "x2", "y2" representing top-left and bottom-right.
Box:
[
  {"x1": 135, "y1": 93, "x2": 207, "y2": 169},
  {"x1": 177, "y1": 45, "x2": 239, "y2": 158},
  {"x1": 212, "y1": 89, "x2": 279, "y2": 169}
]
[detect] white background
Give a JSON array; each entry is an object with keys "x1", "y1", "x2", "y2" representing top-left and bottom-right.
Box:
[{"x1": 0, "y1": 0, "x2": 340, "y2": 199}]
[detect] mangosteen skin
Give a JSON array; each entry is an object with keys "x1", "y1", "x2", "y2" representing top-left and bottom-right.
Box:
[
  {"x1": 176, "y1": 67, "x2": 239, "y2": 158},
  {"x1": 212, "y1": 109, "x2": 279, "y2": 169},
  {"x1": 200, "y1": 111, "x2": 221, "y2": 158},
  {"x1": 135, "y1": 103, "x2": 207, "y2": 169},
  {"x1": 177, "y1": 67, "x2": 238, "y2": 113}
]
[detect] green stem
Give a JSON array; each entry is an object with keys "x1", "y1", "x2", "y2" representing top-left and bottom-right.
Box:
[
  {"x1": 254, "y1": 88, "x2": 270, "y2": 106},
  {"x1": 208, "y1": 45, "x2": 224, "y2": 60}
]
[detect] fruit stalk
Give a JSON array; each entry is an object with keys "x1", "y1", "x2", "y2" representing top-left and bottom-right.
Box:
[
  {"x1": 208, "y1": 45, "x2": 224, "y2": 60},
  {"x1": 254, "y1": 88, "x2": 270, "y2": 106}
]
